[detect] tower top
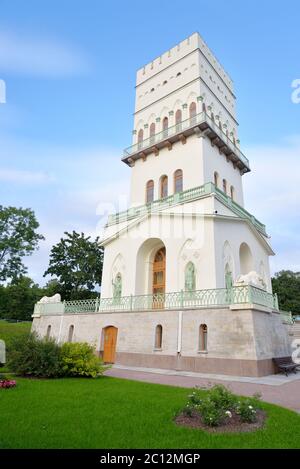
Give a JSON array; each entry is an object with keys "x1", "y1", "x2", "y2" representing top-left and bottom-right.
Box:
[{"x1": 136, "y1": 32, "x2": 233, "y2": 92}]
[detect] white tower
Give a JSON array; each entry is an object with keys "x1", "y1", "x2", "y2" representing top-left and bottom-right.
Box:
[
  {"x1": 32, "y1": 33, "x2": 291, "y2": 376},
  {"x1": 101, "y1": 32, "x2": 273, "y2": 299}
]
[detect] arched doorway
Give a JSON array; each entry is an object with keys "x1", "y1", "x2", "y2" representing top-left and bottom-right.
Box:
[
  {"x1": 102, "y1": 326, "x2": 118, "y2": 363},
  {"x1": 152, "y1": 247, "x2": 166, "y2": 295}
]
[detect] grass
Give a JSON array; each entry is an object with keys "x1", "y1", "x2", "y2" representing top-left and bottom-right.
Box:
[{"x1": 0, "y1": 376, "x2": 299, "y2": 449}]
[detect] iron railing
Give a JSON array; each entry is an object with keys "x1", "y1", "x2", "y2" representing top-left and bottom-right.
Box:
[
  {"x1": 34, "y1": 285, "x2": 278, "y2": 316},
  {"x1": 106, "y1": 182, "x2": 267, "y2": 236},
  {"x1": 123, "y1": 111, "x2": 250, "y2": 170}
]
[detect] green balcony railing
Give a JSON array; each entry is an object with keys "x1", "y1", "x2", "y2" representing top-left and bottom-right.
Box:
[
  {"x1": 34, "y1": 285, "x2": 278, "y2": 316},
  {"x1": 106, "y1": 182, "x2": 267, "y2": 236},
  {"x1": 123, "y1": 111, "x2": 250, "y2": 171}
]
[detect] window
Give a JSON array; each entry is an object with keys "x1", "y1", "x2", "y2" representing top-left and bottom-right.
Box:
[
  {"x1": 189, "y1": 102, "x2": 197, "y2": 124},
  {"x1": 199, "y1": 324, "x2": 208, "y2": 351},
  {"x1": 175, "y1": 109, "x2": 182, "y2": 132},
  {"x1": 146, "y1": 180, "x2": 154, "y2": 203},
  {"x1": 155, "y1": 324, "x2": 163, "y2": 349},
  {"x1": 150, "y1": 88, "x2": 155, "y2": 92},
  {"x1": 160, "y1": 175, "x2": 168, "y2": 198},
  {"x1": 222, "y1": 178, "x2": 227, "y2": 194},
  {"x1": 176, "y1": 72, "x2": 181, "y2": 77},
  {"x1": 163, "y1": 80, "x2": 168, "y2": 85},
  {"x1": 214, "y1": 171, "x2": 219, "y2": 188},
  {"x1": 113, "y1": 273, "x2": 122, "y2": 301},
  {"x1": 149, "y1": 122, "x2": 156, "y2": 144},
  {"x1": 174, "y1": 169, "x2": 183, "y2": 194},
  {"x1": 162, "y1": 116, "x2": 168, "y2": 137},
  {"x1": 46, "y1": 325, "x2": 51, "y2": 340},
  {"x1": 185, "y1": 261, "x2": 196, "y2": 292},
  {"x1": 137, "y1": 129, "x2": 144, "y2": 149},
  {"x1": 68, "y1": 325, "x2": 74, "y2": 343},
  {"x1": 230, "y1": 185, "x2": 235, "y2": 200}
]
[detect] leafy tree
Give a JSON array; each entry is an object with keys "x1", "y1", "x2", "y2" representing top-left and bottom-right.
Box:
[
  {"x1": 271, "y1": 270, "x2": 300, "y2": 314},
  {"x1": 0, "y1": 206, "x2": 44, "y2": 282},
  {"x1": 44, "y1": 231, "x2": 103, "y2": 298},
  {"x1": 1, "y1": 276, "x2": 42, "y2": 321}
]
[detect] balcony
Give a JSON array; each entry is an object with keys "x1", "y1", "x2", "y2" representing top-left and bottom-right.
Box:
[
  {"x1": 123, "y1": 111, "x2": 250, "y2": 173},
  {"x1": 106, "y1": 182, "x2": 267, "y2": 236},
  {"x1": 33, "y1": 285, "x2": 279, "y2": 316}
]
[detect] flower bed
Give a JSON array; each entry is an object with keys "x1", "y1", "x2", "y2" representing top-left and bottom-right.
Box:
[
  {"x1": 175, "y1": 384, "x2": 266, "y2": 433},
  {"x1": 0, "y1": 379, "x2": 16, "y2": 389}
]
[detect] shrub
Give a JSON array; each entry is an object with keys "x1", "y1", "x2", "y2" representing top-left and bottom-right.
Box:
[
  {"x1": 183, "y1": 384, "x2": 261, "y2": 427},
  {"x1": 8, "y1": 332, "x2": 62, "y2": 378},
  {"x1": 0, "y1": 378, "x2": 16, "y2": 389},
  {"x1": 60, "y1": 342, "x2": 108, "y2": 378}
]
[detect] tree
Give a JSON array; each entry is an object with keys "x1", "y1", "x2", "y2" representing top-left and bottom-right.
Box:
[
  {"x1": 272, "y1": 270, "x2": 300, "y2": 314},
  {"x1": 1, "y1": 276, "x2": 42, "y2": 321},
  {"x1": 44, "y1": 231, "x2": 103, "y2": 298},
  {"x1": 0, "y1": 206, "x2": 44, "y2": 282}
]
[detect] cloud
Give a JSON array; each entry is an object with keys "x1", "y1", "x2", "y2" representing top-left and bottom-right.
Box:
[
  {"x1": 0, "y1": 168, "x2": 55, "y2": 184},
  {"x1": 243, "y1": 136, "x2": 300, "y2": 273},
  {"x1": 0, "y1": 30, "x2": 89, "y2": 77}
]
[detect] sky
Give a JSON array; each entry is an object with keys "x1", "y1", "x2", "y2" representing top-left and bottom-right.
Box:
[{"x1": 0, "y1": 0, "x2": 299, "y2": 285}]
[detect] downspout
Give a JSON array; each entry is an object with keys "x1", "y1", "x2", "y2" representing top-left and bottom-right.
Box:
[{"x1": 177, "y1": 310, "x2": 183, "y2": 370}]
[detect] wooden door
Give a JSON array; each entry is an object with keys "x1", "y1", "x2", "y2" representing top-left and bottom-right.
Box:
[
  {"x1": 152, "y1": 247, "x2": 166, "y2": 308},
  {"x1": 103, "y1": 326, "x2": 118, "y2": 363}
]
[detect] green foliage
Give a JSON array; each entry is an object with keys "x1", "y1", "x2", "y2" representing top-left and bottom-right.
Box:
[
  {"x1": 0, "y1": 276, "x2": 41, "y2": 321},
  {"x1": 44, "y1": 231, "x2": 103, "y2": 297},
  {"x1": 272, "y1": 270, "x2": 300, "y2": 314},
  {"x1": 0, "y1": 206, "x2": 44, "y2": 282},
  {"x1": 184, "y1": 384, "x2": 261, "y2": 427},
  {"x1": 7, "y1": 332, "x2": 107, "y2": 379},
  {"x1": 8, "y1": 333, "x2": 62, "y2": 378},
  {"x1": 60, "y1": 342, "x2": 108, "y2": 378}
]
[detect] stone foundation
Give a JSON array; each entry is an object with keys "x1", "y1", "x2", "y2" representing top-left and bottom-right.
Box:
[{"x1": 32, "y1": 305, "x2": 291, "y2": 377}]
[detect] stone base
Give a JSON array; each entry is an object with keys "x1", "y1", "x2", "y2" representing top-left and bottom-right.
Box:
[{"x1": 115, "y1": 352, "x2": 275, "y2": 377}]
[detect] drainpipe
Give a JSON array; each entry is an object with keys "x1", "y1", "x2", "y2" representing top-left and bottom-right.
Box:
[{"x1": 176, "y1": 310, "x2": 183, "y2": 370}]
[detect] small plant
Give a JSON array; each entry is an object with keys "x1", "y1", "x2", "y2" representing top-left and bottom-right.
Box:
[
  {"x1": 60, "y1": 342, "x2": 109, "y2": 378},
  {"x1": 236, "y1": 395, "x2": 262, "y2": 423}
]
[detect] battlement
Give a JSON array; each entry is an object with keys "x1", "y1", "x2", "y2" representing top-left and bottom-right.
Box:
[{"x1": 136, "y1": 32, "x2": 233, "y2": 92}]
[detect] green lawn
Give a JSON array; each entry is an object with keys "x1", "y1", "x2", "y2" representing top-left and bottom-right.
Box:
[
  {"x1": 0, "y1": 376, "x2": 299, "y2": 449},
  {"x1": 0, "y1": 319, "x2": 31, "y2": 345}
]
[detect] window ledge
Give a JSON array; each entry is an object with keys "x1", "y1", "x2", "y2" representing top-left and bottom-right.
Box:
[
  {"x1": 198, "y1": 350, "x2": 208, "y2": 354},
  {"x1": 153, "y1": 348, "x2": 162, "y2": 352}
]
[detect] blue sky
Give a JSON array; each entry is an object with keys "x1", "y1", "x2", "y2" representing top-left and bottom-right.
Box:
[{"x1": 0, "y1": 0, "x2": 299, "y2": 285}]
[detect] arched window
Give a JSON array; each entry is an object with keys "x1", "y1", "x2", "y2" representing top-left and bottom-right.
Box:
[
  {"x1": 113, "y1": 273, "x2": 122, "y2": 301},
  {"x1": 239, "y1": 243, "x2": 254, "y2": 275},
  {"x1": 149, "y1": 122, "x2": 156, "y2": 144},
  {"x1": 155, "y1": 324, "x2": 163, "y2": 349},
  {"x1": 146, "y1": 180, "x2": 154, "y2": 203},
  {"x1": 199, "y1": 324, "x2": 208, "y2": 351},
  {"x1": 175, "y1": 109, "x2": 182, "y2": 132},
  {"x1": 68, "y1": 325, "x2": 74, "y2": 343},
  {"x1": 214, "y1": 171, "x2": 219, "y2": 188},
  {"x1": 189, "y1": 102, "x2": 197, "y2": 124},
  {"x1": 162, "y1": 116, "x2": 168, "y2": 137},
  {"x1": 46, "y1": 325, "x2": 51, "y2": 340},
  {"x1": 230, "y1": 185, "x2": 235, "y2": 200},
  {"x1": 222, "y1": 178, "x2": 227, "y2": 194},
  {"x1": 174, "y1": 169, "x2": 183, "y2": 193},
  {"x1": 137, "y1": 129, "x2": 144, "y2": 149},
  {"x1": 160, "y1": 175, "x2": 168, "y2": 198},
  {"x1": 185, "y1": 261, "x2": 196, "y2": 292},
  {"x1": 176, "y1": 72, "x2": 181, "y2": 77}
]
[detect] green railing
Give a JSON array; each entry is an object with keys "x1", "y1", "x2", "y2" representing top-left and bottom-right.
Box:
[
  {"x1": 106, "y1": 182, "x2": 267, "y2": 236},
  {"x1": 34, "y1": 285, "x2": 278, "y2": 316},
  {"x1": 279, "y1": 310, "x2": 294, "y2": 325},
  {"x1": 123, "y1": 111, "x2": 250, "y2": 170}
]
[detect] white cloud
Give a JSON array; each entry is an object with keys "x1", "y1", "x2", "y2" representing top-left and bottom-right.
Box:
[
  {"x1": 0, "y1": 30, "x2": 89, "y2": 77},
  {"x1": 0, "y1": 168, "x2": 55, "y2": 184}
]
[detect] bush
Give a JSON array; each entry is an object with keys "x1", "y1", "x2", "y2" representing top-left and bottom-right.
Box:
[
  {"x1": 183, "y1": 384, "x2": 261, "y2": 427},
  {"x1": 8, "y1": 333, "x2": 62, "y2": 378},
  {"x1": 60, "y1": 342, "x2": 108, "y2": 378}
]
